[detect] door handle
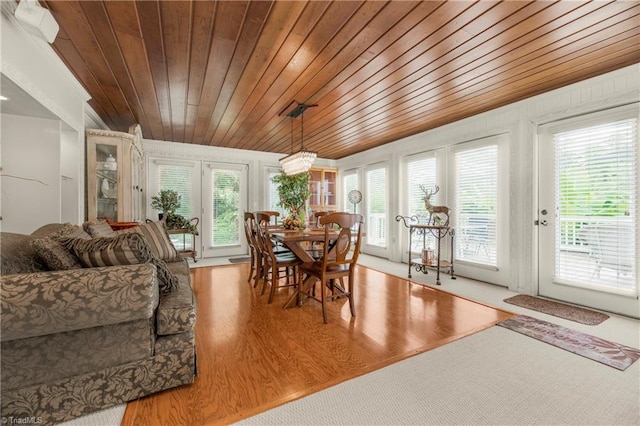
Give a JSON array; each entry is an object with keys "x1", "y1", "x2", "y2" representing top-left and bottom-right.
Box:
[{"x1": 540, "y1": 220, "x2": 548, "y2": 226}]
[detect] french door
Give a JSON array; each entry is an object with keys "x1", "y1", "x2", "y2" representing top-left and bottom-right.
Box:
[
  {"x1": 202, "y1": 162, "x2": 248, "y2": 258},
  {"x1": 538, "y1": 108, "x2": 638, "y2": 318}
]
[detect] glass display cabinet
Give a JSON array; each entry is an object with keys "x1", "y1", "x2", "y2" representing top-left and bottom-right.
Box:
[
  {"x1": 309, "y1": 167, "x2": 337, "y2": 213},
  {"x1": 86, "y1": 125, "x2": 144, "y2": 222}
]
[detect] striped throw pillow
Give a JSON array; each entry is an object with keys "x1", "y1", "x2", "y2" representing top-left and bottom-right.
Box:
[
  {"x1": 116, "y1": 221, "x2": 179, "y2": 261},
  {"x1": 62, "y1": 233, "x2": 179, "y2": 294}
]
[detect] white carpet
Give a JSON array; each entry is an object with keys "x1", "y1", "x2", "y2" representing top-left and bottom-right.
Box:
[
  {"x1": 240, "y1": 326, "x2": 640, "y2": 425},
  {"x1": 57, "y1": 404, "x2": 125, "y2": 426}
]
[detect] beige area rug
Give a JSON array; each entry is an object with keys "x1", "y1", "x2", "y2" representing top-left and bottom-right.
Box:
[
  {"x1": 240, "y1": 326, "x2": 640, "y2": 425},
  {"x1": 504, "y1": 294, "x2": 609, "y2": 325},
  {"x1": 57, "y1": 403, "x2": 125, "y2": 426}
]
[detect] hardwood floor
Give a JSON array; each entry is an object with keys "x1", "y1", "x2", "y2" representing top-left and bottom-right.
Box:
[{"x1": 122, "y1": 263, "x2": 514, "y2": 425}]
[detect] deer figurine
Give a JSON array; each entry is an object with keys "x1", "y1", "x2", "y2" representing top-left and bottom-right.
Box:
[{"x1": 420, "y1": 185, "x2": 450, "y2": 226}]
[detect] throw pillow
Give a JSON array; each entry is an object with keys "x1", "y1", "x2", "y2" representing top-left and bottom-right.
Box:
[
  {"x1": 116, "y1": 221, "x2": 179, "y2": 261},
  {"x1": 31, "y1": 237, "x2": 82, "y2": 271},
  {"x1": 30, "y1": 223, "x2": 92, "y2": 271},
  {"x1": 62, "y1": 233, "x2": 179, "y2": 294},
  {"x1": 83, "y1": 219, "x2": 117, "y2": 238}
]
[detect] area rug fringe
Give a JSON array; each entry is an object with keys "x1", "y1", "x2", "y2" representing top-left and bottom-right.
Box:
[
  {"x1": 503, "y1": 294, "x2": 609, "y2": 325},
  {"x1": 497, "y1": 315, "x2": 640, "y2": 370}
]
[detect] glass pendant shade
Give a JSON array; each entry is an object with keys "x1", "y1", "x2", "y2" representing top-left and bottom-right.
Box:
[
  {"x1": 279, "y1": 102, "x2": 317, "y2": 175},
  {"x1": 279, "y1": 149, "x2": 317, "y2": 175}
]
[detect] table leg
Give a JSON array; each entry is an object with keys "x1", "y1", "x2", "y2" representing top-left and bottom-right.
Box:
[{"x1": 283, "y1": 274, "x2": 316, "y2": 309}]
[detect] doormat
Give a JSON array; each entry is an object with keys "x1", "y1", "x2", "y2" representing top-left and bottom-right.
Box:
[
  {"x1": 497, "y1": 315, "x2": 640, "y2": 371},
  {"x1": 228, "y1": 257, "x2": 251, "y2": 264},
  {"x1": 503, "y1": 294, "x2": 609, "y2": 325}
]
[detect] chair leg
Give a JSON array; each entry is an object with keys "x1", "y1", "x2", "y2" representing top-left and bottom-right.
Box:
[
  {"x1": 248, "y1": 250, "x2": 255, "y2": 282},
  {"x1": 268, "y1": 265, "x2": 281, "y2": 304},
  {"x1": 348, "y1": 276, "x2": 356, "y2": 317},
  {"x1": 261, "y1": 264, "x2": 270, "y2": 295},
  {"x1": 321, "y1": 278, "x2": 328, "y2": 324},
  {"x1": 253, "y1": 253, "x2": 263, "y2": 288}
]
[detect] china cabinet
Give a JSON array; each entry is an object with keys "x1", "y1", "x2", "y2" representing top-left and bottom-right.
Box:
[
  {"x1": 308, "y1": 167, "x2": 337, "y2": 212},
  {"x1": 86, "y1": 125, "x2": 144, "y2": 222}
]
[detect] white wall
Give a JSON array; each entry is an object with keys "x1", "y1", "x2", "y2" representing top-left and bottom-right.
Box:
[
  {"x1": 1, "y1": 1, "x2": 90, "y2": 231},
  {"x1": 143, "y1": 139, "x2": 337, "y2": 215},
  {"x1": 1, "y1": 114, "x2": 61, "y2": 233},
  {"x1": 336, "y1": 64, "x2": 640, "y2": 295}
]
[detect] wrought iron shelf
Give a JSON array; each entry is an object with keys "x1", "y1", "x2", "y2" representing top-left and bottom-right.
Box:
[{"x1": 396, "y1": 215, "x2": 456, "y2": 285}]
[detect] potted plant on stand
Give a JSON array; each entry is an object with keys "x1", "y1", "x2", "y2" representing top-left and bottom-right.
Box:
[
  {"x1": 272, "y1": 171, "x2": 311, "y2": 230},
  {"x1": 150, "y1": 189, "x2": 180, "y2": 221},
  {"x1": 150, "y1": 189, "x2": 198, "y2": 235}
]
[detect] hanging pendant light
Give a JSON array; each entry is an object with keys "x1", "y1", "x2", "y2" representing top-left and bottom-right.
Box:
[{"x1": 279, "y1": 102, "x2": 317, "y2": 175}]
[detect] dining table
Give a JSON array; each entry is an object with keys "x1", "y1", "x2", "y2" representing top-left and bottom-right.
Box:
[{"x1": 267, "y1": 226, "x2": 340, "y2": 309}]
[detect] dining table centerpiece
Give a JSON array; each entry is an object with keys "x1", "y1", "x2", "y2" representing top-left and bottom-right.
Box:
[{"x1": 272, "y1": 171, "x2": 310, "y2": 230}]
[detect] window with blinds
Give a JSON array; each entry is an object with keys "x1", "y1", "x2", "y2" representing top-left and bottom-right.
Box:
[
  {"x1": 366, "y1": 167, "x2": 387, "y2": 247},
  {"x1": 407, "y1": 155, "x2": 437, "y2": 251},
  {"x1": 454, "y1": 145, "x2": 498, "y2": 266},
  {"x1": 212, "y1": 169, "x2": 241, "y2": 247},
  {"x1": 156, "y1": 164, "x2": 194, "y2": 219},
  {"x1": 343, "y1": 172, "x2": 359, "y2": 214},
  {"x1": 155, "y1": 163, "x2": 195, "y2": 250},
  {"x1": 553, "y1": 118, "x2": 637, "y2": 291}
]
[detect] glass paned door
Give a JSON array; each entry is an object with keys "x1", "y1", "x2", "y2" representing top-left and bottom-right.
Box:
[
  {"x1": 364, "y1": 165, "x2": 388, "y2": 255},
  {"x1": 151, "y1": 160, "x2": 199, "y2": 252},
  {"x1": 539, "y1": 112, "x2": 638, "y2": 317},
  {"x1": 202, "y1": 162, "x2": 247, "y2": 257}
]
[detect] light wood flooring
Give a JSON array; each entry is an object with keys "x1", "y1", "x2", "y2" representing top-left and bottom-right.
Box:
[{"x1": 122, "y1": 263, "x2": 514, "y2": 425}]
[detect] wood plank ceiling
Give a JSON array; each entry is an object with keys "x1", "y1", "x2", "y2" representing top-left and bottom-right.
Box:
[{"x1": 42, "y1": 0, "x2": 640, "y2": 159}]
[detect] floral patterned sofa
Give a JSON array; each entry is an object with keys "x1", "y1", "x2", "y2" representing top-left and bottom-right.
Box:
[{"x1": 0, "y1": 221, "x2": 196, "y2": 424}]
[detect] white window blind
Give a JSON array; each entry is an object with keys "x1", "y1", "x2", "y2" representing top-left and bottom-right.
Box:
[
  {"x1": 553, "y1": 118, "x2": 637, "y2": 291},
  {"x1": 454, "y1": 145, "x2": 498, "y2": 266},
  {"x1": 212, "y1": 169, "x2": 241, "y2": 247},
  {"x1": 366, "y1": 167, "x2": 386, "y2": 247},
  {"x1": 156, "y1": 164, "x2": 193, "y2": 219},
  {"x1": 343, "y1": 172, "x2": 359, "y2": 214},
  {"x1": 407, "y1": 155, "x2": 437, "y2": 251}
]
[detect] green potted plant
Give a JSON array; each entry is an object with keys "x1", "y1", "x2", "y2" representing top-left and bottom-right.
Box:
[
  {"x1": 150, "y1": 189, "x2": 198, "y2": 234},
  {"x1": 150, "y1": 189, "x2": 181, "y2": 219},
  {"x1": 272, "y1": 171, "x2": 311, "y2": 229}
]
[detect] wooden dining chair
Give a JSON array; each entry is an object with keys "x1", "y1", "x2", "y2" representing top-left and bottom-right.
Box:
[
  {"x1": 254, "y1": 210, "x2": 280, "y2": 225},
  {"x1": 254, "y1": 212, "x2": 301, "y2": 303},
  {"x1": 243, "y1": 212, "x2": 259, "y2": 283},
  {"x1": 298, "y1": 212, "x2": 364, "y2": 323}
]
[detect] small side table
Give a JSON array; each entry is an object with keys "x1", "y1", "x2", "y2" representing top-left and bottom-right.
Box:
[
  {"x1": 167, "y1": 229, "x2": 198, "y2": 262},
  {"x1": 396, "y1": 215, "x2": 455, "y2": 285}
]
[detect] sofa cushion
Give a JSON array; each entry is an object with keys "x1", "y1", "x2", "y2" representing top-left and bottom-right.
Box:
[
  {"x1": 62, "y1": 233, "x2": 179, "y2": 294},
  {"x1": 83, "y1": 219, "x2": 117, "y2": 238},
  {"x1": 156, "y1": 260, "x2": 195, "y2": 336},
  {"x1": 1, "y1": 264, "x2": 159, "y2": 341},
  {"x1": 117, "y1": 221, "x2": 179, "y2": 261}
]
